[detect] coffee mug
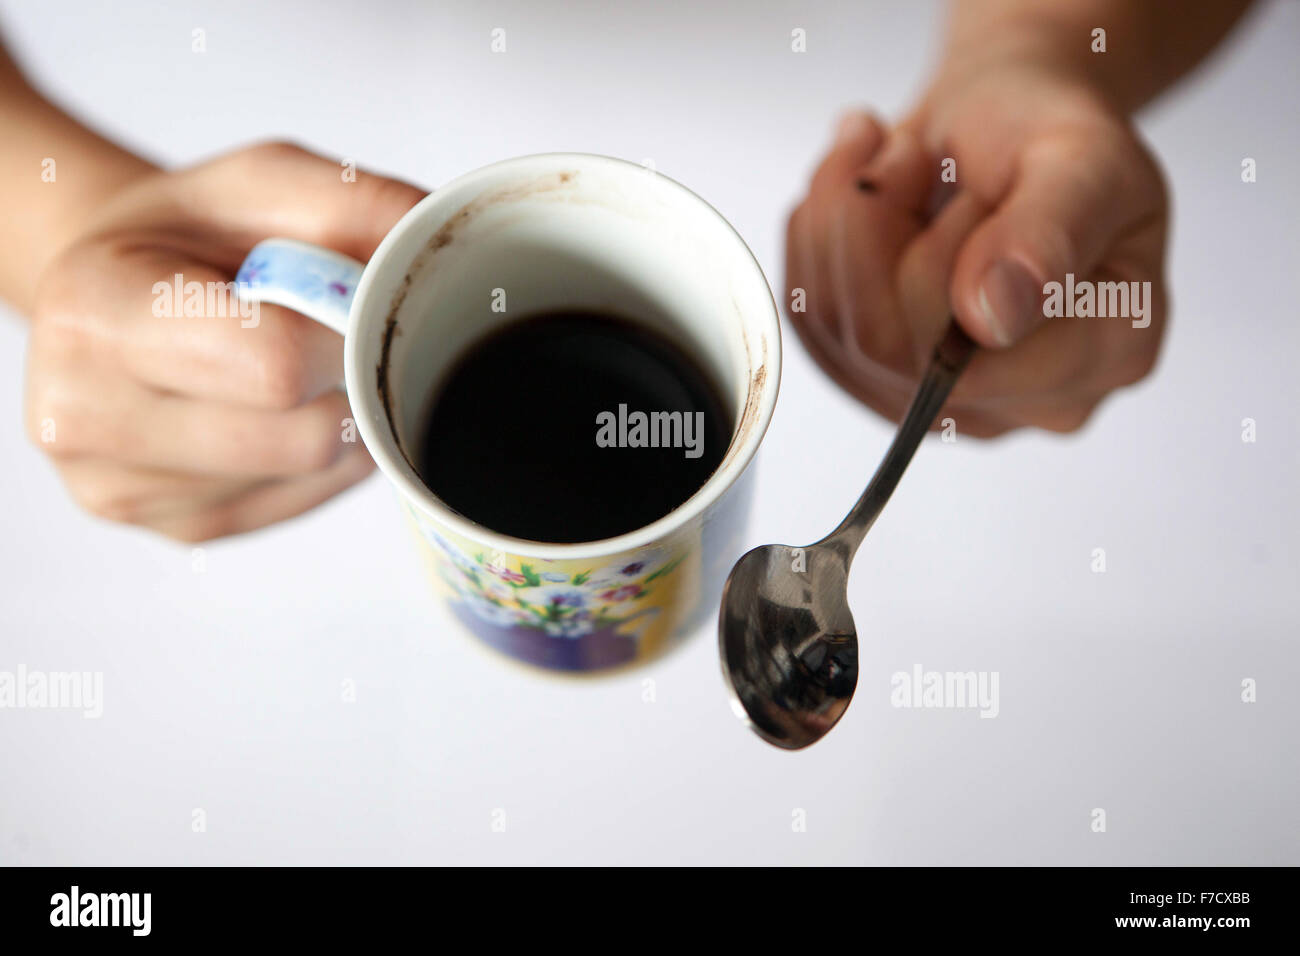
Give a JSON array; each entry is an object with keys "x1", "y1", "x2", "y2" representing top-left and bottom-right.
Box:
[{"x1": 235, "y1": 153, "x2": 780, "y2": 672}]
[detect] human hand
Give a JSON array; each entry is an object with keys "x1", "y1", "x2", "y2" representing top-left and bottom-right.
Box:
[
  {"x1": 24, "y1": 142, "x2": 425, "y2": 540},
  {"x1": 786, "y1": 52, "x2": 1169, "y2": 436}
]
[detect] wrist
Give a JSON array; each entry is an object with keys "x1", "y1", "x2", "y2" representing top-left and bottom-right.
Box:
[
  {"x1": 922, "y1": 16, "x2": 1127, "y2": 119},
  {"x1": 8, "y1": 90, "x2": 158, "y2": 310},
  {"x1": 43, "y1": 154, "x2": 157, "y2": 252},
  {"x1": 905, "y1": 29, "x2": 1124, "y2": 152}
]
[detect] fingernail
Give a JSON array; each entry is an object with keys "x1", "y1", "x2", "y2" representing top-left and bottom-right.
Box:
[
  {"x1": 977, "y1": 259, "x2": 1042, "y2": 345},
  {"x1": 835, "y1": 111, "x2": 871, "y2": 145}
]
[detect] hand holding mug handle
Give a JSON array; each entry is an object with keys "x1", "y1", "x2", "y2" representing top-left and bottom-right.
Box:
[{"x1": 236, "y1": 238, "x2": 365, "y2": 336}]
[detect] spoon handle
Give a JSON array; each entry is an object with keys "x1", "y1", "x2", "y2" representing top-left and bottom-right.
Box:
[{"x1": 822, "y1": 319, "x2": 977, "y2": 554}]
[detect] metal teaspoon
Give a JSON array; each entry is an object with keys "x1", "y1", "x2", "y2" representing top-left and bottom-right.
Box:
[{"x1": 719, "y1": 320, "x2": 977, "y2": 749}]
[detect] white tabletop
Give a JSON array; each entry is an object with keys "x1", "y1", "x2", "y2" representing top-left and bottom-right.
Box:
[{"x1": 1, "y1": 0, "x2": 1295, "y2": 865}]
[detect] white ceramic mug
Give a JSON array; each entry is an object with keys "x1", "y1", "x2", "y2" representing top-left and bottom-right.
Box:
[{"x1": 236, "y1": 153, "x2": 780, "y2": 672}]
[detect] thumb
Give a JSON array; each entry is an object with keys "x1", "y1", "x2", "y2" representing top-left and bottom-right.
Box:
[{"x1": 950, "y1": 144, "x2": 1136, "y2": 347}]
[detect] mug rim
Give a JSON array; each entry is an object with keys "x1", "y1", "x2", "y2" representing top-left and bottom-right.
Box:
[{"x1": 344, "y1": 152, "x2": 781, "y2": 560}]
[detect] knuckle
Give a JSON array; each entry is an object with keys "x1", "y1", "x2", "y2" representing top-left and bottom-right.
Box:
[
  {"x1": 1117, "y1": 345, "x2": 1159, "y2": 386},
  {"x1": 297, "y1": 405, "x2": 346, "y2": 471},
  {"x1": 24, "y1": 381, "x2": 80, "y2": 456},
  {"x1": 165, "y1": 520, "x2": 223, "y2": 541},
  {"x1": 30, "y1": 281, "x2": 95, "y2": 357},
  {"x1": 1116, "y1": 134, "x2": 1170, "y2": 215},
  {"x1": 964, "y1": 421, "x2": 999, "y2": 439},
  {"x1": 356, "y1": 174, "x2": 424, "y2": 220},
  {"x1": 165, "y1": 511, "x2": 232, "y2": 544},
  {"x1": 1036, "y1": 401, "x2": 1100, "y2": 434},
  {"x1": 74, "y1": 487, "x2": 140, "y2": 525},
  {"x1": 1016, "y1": 218, "x2": 1076, "y2": 284},
  {"x1": 243, "y1": 139, "x2": 313, "y2": 165},
  {"x1": 55, "y1": 465, "x2": 139, "y2": 524},
  {"x1": 939, "y1": 415, "x2": 1011, "y2": 440},
  {"x1": 1062, "y1": 323, "x2": 1110, "y2": 392},
  {"x1": 211, "y1": 140, "x2": 316, "y2": 182},
  {"x1": 850, "y1": 328, "x2": 913, "y2": 379},
  {"x1": 251, "y1": 346, "x2": 311, "y2": 410}
]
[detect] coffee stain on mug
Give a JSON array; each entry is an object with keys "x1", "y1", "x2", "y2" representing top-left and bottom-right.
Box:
[
  {"x1": 377, "y1": 169, "x2": 582, "y2": 472},
  {"x1": 730, "y1": 289, "x2": 771, "y2": 461},
  {"x1": 738, "y1": 361, "x2": 767, "y2": 450}
]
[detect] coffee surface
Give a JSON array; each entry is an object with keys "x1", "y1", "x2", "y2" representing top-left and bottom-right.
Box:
[{"x1": 416, "y1": 311, "x2": 732, "y2": 543}]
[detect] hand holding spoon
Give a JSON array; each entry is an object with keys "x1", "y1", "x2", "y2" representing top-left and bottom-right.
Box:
[{"x1": 719, "y1": 320, "x2": 977, "y2": 749}]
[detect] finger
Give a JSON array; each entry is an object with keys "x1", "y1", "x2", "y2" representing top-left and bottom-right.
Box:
[
  {"x1": 827, "y1": 191, "x2": 926, "y2": 382},
  {"x1": 91, "y1": 142, "x2": 427, "y2": 272},
  {"x1": 787, "y1": 197, "x2": 904, "y2": 398},
  {"x1": 785, "y1": 111, "x2": 887, "y2": 377},
  {"x1": 950, "y1": 138, "x2": 1163, "y2": 347},
  {"x1": 182, "y1": 142, "x2": 427, "y2": 266},
  {"x1": 853, "y1": 127, "x2": 935, "y2": 216},
  {"x1": 795, "y1": 312, "x2": 911, "y2": 422},
  {"x1": 786, "y1": 314, "x2": 1014, "y2": 438},
  {"x1": 811, "y1": 123, "x2": 927, "y2": 380},
  {"x1": 33, "y1": 371, "x2": 360, "y2": 477},
  {"x1": 949, "y1": 258, "x2": 1166, "y2": 404},
  {"x1": 809, "y1": 111, "x2": 887, "y2": 195},
  {"x1": 786, "y1": 200, "x2": 843, "y2": 350},
  {"x1": 952, "y1": 312, "x2": 1103, "y2": 405},
  {"x1": 989, "y1": 389, "x2": 1111, "y2": 435},
  {"x1": 928, "y1": 402, "x2": 1017, "y2": 439},
  {"x1": 786, "y1": 200, "x2": 914, "y2": 415},
  {"x1": 145, "y1": 440, "x2": 376, "y2": 542},
  {"x1": 896, "y1": 190, "x2": 990, "y2": 368},
  {"x1": 55, "y1": 460, "x2": 257, "y2": 524},
  {"x1": 52, "y1": 243, "x2": 344, "y2": 409}
]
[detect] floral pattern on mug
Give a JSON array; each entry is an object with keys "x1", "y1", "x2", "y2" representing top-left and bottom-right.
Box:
[
  {"x1": 235, "y1": 244, "x2": 357, "y2": 304},
  {"x1": 407, "y1": 510, "x2": 687, "y2": 643}
]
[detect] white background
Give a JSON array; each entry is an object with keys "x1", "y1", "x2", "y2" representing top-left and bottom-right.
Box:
[{"x1": 0, "y1": 0, "x2": 1295, "y2": 865}]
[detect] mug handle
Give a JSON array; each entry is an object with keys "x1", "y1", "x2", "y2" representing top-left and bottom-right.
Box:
[{"x1": 234, "y1": 238, "x2": 364, "y2": 335}]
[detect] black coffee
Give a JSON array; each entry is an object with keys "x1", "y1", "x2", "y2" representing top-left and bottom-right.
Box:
[{"x1": 416, "y1": 311, "x2": 732, "y2": 543}]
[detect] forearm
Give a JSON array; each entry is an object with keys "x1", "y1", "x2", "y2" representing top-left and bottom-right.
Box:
[
  {"x1": 936, "y1": 0, "x2": 1256, "y2": 113},
  {"x1": 0, "y1": 44, "x2": 157, "y2": 315}
]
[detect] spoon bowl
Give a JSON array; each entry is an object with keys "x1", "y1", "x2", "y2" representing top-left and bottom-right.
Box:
[{"x1": 719, "y1": 542, "x2": 858, "y2": 749}]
